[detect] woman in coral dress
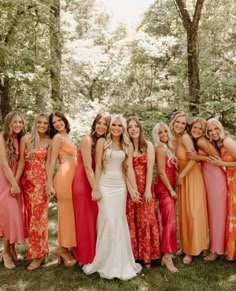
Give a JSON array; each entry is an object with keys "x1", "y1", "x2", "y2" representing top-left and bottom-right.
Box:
[
  {"x1": 0, "y1": 111, "x2": 26, "y2": 269},
  {"x1": 207, "y1": 118, "x2": 236, "y2": 260},
  {"x1": 72, "y1": 112, "x2": 110, "y2": 265},
  {"x1": 126, "y1": 117, "x2": 160, "y2": 268},
  {"x1": 83, "y1": 115, "x2": 142, "y2": 280},
  {"x1": 170, "y1": 112, "x2": 208, "y2": 264},
  {"x1": 152, "y1": 122, "x2": 178, "y2": 273},
  {"x1": 187, "y1": 117, "x2": 227, "y2": 261},
  {"x1": 47, "y1": 111, "x2": 77, "y2": 267},
  {"x1": 15, "y1": 114, "x2": 51, "y2": 270}
]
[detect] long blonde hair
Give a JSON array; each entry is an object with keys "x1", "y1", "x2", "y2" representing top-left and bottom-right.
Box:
[
  {"x1": 206, "y1": 118, "x2": 228, "y2": 149},
  {"x1": 2, "y1": 111, "x2": 26, "y2": 165},
  {"x1": 27, "y1": 113, "x2": 49, "y2": 158},
  {"x1": 152, "y1": 122, "x2": 177, "y2": 166},
  {"x1": 104, "y1": 115, "x2": 130, "y2": 174}
]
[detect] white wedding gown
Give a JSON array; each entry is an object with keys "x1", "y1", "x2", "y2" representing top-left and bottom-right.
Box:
[{"x1": 83, "y1": 149, "x2": 142, "y2": 280}]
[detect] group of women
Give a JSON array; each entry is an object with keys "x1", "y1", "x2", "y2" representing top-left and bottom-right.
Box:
[{"x1": 0, "y1": 110, "x2": 236, "y2": 280}]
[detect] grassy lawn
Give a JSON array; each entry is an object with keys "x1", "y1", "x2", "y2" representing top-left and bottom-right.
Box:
[{"x1": 1, "y1": 202, "x2": 236, "y2": 291}]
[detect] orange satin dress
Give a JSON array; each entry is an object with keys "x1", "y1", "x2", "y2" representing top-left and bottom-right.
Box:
[
  {"x1": 176, "y1": 140, "x2": 208, "y2": 256},
  {"x1": 222, "y1": 150, "x2": 236, "y2": 260},
  {"x1": 54, "y1": 139, "x2": 77, "y2": 248}
]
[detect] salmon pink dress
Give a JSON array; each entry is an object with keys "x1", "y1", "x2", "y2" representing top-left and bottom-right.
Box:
[
  {"x1": 0, "y1": 134, "x2": 25, "y2": 244},
  {"x1": 126, "y1": 153, "x2": 160, "y2": 263},
  {"x1": 21, "y1": 147, "x2": 49, "y2": 259},
  {"x1": 154, "y1": 156, "x2": 177, "y2": 253},
  {"x1": 222, "y1": 150, "x2": 236, "y2": 260},
  {"x1": 54, "y1": 140, "x2": 77, "y2": 248},
  {"x1": 176, "y1": 141, "x2": 208, "y2": 256},
  {"x1": 199, "y1": 149, "x2": 227, "y2": 255},
  {"x1": 72, "y1": 150, "x2": 98, "y2": 265}
]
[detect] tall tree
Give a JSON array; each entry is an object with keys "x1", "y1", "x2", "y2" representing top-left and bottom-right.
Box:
[
  {"x1": 173, "y1": 0, "x2": 205, "y2": 114},
  {"x1": 50, "y1": 0, "x2": 62, "y2": 109}
]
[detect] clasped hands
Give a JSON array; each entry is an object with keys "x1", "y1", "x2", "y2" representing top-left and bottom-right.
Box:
[
  {"x1": 130, "y1": 188, "x2": 142, "y2": 203},
  {"x1": 10, "y1": 183, "x2": 21, "y2": 197},
  {"x1": 46, "y1": 184, "x2": 56, "y2": 199},
  {"x1": 91, "y1": 190, "x2": 102, "y2": 202}
]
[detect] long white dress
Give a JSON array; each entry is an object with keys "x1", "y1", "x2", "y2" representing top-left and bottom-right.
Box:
[{"x1": 83, "y1": 149, "x2": 142, "y2": 280}]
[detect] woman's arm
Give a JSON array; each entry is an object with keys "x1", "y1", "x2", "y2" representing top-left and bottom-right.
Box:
[
  {"x1": 144, "y1": 141, "x2": 155, "y2": 203},
  {"x1": 81, "y1": 136, "x2": 100, "y2": 193},
  {"x1": 209, "y1": 137, "x2": 236, "y2": 167},
  {"x1": 46, "y1": 134, "x2": 62, "y2": 195},
  {"x1": 178, "y1": 134, "x2": 196, "y2": 183},
  {"x1": 15, "y1": 135, "x2": 27, "y2": 182},
  {"x1": 45, "y1": 139, "x2": 52, "y2": 177},
  {"x1": 0, "y1": 135, "x2": 20, "y2": 194},
  {"x1": 94, "y1": 138, "x2": 105, "y2": 201},
  {"x1": 187, "y1": 137, "x2": 220, "y2": 161},
  {"x1": 156, "y1": 146, "x2": 177, "y2": 199}
]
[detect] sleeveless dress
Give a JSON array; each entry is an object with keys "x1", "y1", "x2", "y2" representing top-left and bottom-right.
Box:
[
  {"x1": 83, "y1": 149, "x2": 142, "y2": 280},
  {"x1": 126, "y1": 153, "x2": 160, "y2": 263},
  {"x1": 21, "y1": 147, "x2": 49, "y2": 259},
  {"x1": 0, "y1": 134, "x2": 25, "y2": 244},
  {"x1": 72, "y1": 150, "x2": 98, "y2": 264},
  {"x1": 199, "y1": 149, "x2": 227, "y2": 255},
  {"x1": 54, "y1": 140, "x2": 77, "y2": 248},
  {"x1": 222, "y1": 150, "x2": 236, "y2": 260},
  {"x1": 154, "y1": 156, "x2": 177, "y2": 253},
  {"x1": 176, "y1": 142, "x2": 208, "y2": 255}
]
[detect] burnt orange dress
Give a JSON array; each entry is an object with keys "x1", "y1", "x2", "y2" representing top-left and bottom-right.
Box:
[
  {"x1": 54, "y1": 140, "x2": 77, "y2": 248},
  {"x1": 222, "y1": 150, "x2": 236, "y2": 260},
  {"x1": 176, "y1": 140, "x2": 208, "y2": 256}
]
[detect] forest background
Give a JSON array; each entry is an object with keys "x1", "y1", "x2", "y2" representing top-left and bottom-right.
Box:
[
  {"x1": 0, "y1": 1, "x2": 236, "y2": 290},
  {"x1": 0, "y1": 0, "x2": 235, "y2": 141}
]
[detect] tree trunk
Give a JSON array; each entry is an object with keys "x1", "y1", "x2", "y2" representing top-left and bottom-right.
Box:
[
  {"x1": 0, "y1": 76, "x2": 11, "y2": 121},
  {"x1": 174, "y1": 0, "x2": 205, "y2": 115},
  {"x1": 50, "y1": 0, "x2": 62, "y2": 110}
]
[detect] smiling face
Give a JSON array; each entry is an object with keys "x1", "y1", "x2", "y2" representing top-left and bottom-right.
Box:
[
  {"x1": 52, "y1": 115, "x2": 66, "y2": 133},
  {"x1": 10, "y1": 114, "x2": 24, "y2": 134},
  {"x1": 191, "y1": 121, "x2": 204, "y2": 139},
  {"x1": 36, "y1": 116, "x2": 49, "y2": 135},
  {"x1": 207, "y1": 123, "x2": 221, "y2": 141},
  {"x1": 95, "y1": 117, "x2": 108, "y2": 137},
  {"x1": 110, "y1": 118, "x2": 123, "y2": 137},
  {"x1": 158, "y1": 125, "x2": 169, "y2": 144},
  {"x1": 173, "y1": 116, "x2": 187, "y2": 135},
  {"x1": 127, "y1": 119, "x2": 140, "y2": 140}
]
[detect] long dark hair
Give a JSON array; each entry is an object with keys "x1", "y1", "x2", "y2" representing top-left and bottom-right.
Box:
[{"x1": 49, "y1": 111, "x2": 70, "y2": 138}]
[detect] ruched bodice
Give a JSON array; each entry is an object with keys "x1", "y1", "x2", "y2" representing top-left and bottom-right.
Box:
[{"x1": 102, "y1": 149, "x2": 125, "y2": 178}]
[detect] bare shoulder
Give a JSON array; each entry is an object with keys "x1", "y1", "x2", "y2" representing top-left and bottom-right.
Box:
[
  {"x1": 156, "y1": 145, "x2": 166, "y2": 154},
  {"x1": 97, "y1": 137, "x2": 106, "y2": 147},
  {"x1": 146, "y1": 140, "x2": 154, "y2": 148},
  {"x1": 181, "y1": 132, "x2": 191, "y2": 142},
  {"x1": 81, "y1": 135, "x2": 92, "y2": 146},
  {"x1": 224, "y1": 136, "x2": 236, "y2": 147}
]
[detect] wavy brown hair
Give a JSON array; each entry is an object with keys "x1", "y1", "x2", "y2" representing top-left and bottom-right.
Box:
[
  {"x1": 90, "y1": 112, "x2": 111, "y2": 154},
  {"x1": 2, "y1": 111, "x2": 26, "y2": 165},
  {"x1": 127, "y1": 116, "x2": 147, "y2": 153}
]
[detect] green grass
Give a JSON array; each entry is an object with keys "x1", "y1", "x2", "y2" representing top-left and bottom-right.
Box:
[{"x1": 1, "y1": 202, "x2": 236, "y2": 291}]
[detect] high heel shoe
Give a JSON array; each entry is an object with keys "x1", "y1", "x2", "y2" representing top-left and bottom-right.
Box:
[
  {"x1": 57, "y1": 250, "x2": 76, "y2": 268},
  {"x1": 27, "y1": 256, "x2": 47, "y2": 271},
  {"x1": 2, "y1": 252, "x2": 16, "y2": 269},
  {"x1": 10, "y1": 245, "x2": 24, "y2": 262},
  {"x1": 161, "y1": 255, "x2": 179, "y2": 273}
]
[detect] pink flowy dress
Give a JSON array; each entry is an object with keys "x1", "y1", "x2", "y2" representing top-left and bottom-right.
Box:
[
  {"x1": 0, "y1": 134, "x2": 25, "y2": 244},
  {"x1": 199, "y1": 149, "x2": 227, "y2": 255}
]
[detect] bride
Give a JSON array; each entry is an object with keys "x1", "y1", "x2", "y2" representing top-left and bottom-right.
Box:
[{"x1": 83, "y1": 115, "x2": 142, "y2": 280}]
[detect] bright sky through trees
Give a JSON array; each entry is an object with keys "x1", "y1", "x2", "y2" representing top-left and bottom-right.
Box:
[{"x1": 102, "y1": 0, "x2": 155, "y2": 27}]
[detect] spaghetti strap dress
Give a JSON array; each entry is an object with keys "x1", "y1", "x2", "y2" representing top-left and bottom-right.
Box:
[
  {"x1": 222, "y1": 150, "x2": 236, "y2": 260},
  {"x1": 176, "y1": 141, "x2": 208, "y2": 255},
  {"x1": 72, "y1": 150, "x2": 98, "y2": 264},
  {"x1": 54, "y1": 140, "x2": 77, "y2": 248},
  {"x1": 0, "y1": 134, "x2": 25, "y2": 244}
]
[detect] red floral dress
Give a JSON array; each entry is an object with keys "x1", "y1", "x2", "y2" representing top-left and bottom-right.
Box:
[
  {"x1": 21, "y1": 147, "x2": 49, "y2": 259},
  {"x1": 126, "y1": 153, "x2": 160, "y2": 263}
]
